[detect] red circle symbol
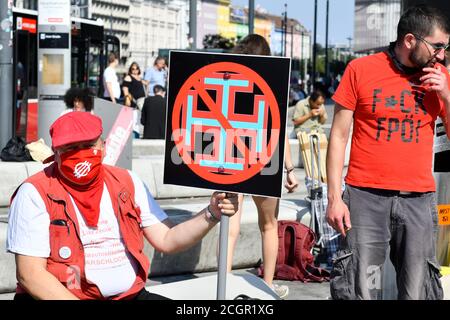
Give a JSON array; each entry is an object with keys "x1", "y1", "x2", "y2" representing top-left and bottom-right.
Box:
[{"x1": 172, "y1": 62, "x2": 280, "y2": 184}]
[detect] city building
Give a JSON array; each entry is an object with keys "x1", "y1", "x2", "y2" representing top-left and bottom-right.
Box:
[
  {"x1": 128, "y1": 0, "x2": 189, "y2": 69},
  {"x1": 265, "y1": 13, "x2": 311, "y2": 60},
  {"x1": 354, "y1": 0, "x2": 401, "y2": 53},
  {"x1": 197, "y1": 0, "x2": 233, "y2": 49},
  {"x1": 90, "y1": 0, "x2": 131, "y2": 58},
  {"x1": 13, "y1": 0, "x2": 37, "y2": 10},
  {"x1": 197, "y1": 0, "x2": 310, "y2": 61},
  {"x1": 15, "y1": 0, "x2": 312, "y2": 69}
]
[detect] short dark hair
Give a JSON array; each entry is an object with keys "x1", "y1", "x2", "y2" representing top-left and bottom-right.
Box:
[
  {"x1": 310, "y1": 90, "x2": 325, "y2": 102},
  {"x1": 232, "y1": 34, "x2": 271, "y2": 56},
  {"x1": 154, "y1": 56, "x2": 165, "y2": 65},
  {"x1": 153, "y1": 85, "x2": 165, "y2": 95},
  {"x1": 108, "y1": 52, "x2": 117, "y2": 64},
  {"x1": 397, "y1": 4, "x2": 450, "y2": 41},
  {"x1": 64, "y1": 87, "x2": 94, "y2": 111}
]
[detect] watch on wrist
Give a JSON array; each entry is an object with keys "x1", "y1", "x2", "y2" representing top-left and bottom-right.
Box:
[{"x1": 205, "y1": 205, "x2": 220, "y2": 223}]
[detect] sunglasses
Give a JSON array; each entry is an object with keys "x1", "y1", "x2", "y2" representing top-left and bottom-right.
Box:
[{"x1": 413, "y1": 34, "x2": 450, "y2": 52}]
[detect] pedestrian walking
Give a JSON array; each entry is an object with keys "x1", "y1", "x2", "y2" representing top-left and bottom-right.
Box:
[{"x1": 103, "y1": 52, "x2": 121, "y2": 104}]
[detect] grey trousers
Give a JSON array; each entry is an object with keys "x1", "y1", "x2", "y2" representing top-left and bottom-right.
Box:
[{"x1": 330, "y1": 184, "x2": 444, "y2": 300}]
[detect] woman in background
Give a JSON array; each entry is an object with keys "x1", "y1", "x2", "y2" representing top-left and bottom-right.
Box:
[
  {"x1": 222, "y1": 34, "x2": 299, "y2": 299},
  {"x1": 62, "y1": 87, "x2": 94, "y2": 114},
  {"x1": 123, "y1": 62, "x2": 148, "y2": 138}
]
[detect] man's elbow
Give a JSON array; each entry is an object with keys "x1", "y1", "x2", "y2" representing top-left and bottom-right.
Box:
[{"x1": 16, "y1": 264, "x2": 43, "y2": 291}]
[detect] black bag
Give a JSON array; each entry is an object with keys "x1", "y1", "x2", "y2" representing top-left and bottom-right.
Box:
[{"x1": 0, "y1": 137, "x2": 33, "y2": 162}]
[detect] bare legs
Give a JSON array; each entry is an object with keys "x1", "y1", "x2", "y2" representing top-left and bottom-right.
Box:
[
  {"x1": 223, "y1": 194, "x2": 280, "y2": 287},
  {"x1": 252, "y1": 195, "x2": 280, "y2": 287}
]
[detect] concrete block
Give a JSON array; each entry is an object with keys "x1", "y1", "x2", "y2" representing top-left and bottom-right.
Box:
[
  {"x1": 0, "y1": 162, "x2": 28, "y2": 207},
  {"x1": 146, "y1": 273, "x2": 279, "y2": 300},
  {"x1": 24, "y1": 161, "x2": 45, "y2": 177},
  {"x1": 0, "y1": 223, "x2": 17, "y2": 293},
  {"x1": 131, "y1": 158, "x2": 158, "y2": 198},
  {"x1": 289, "y1": 139, "x2": 302, "y2": 168},
  {"x1": 132, "y1": 139, "x2": 165, "y2": 158},
  {"x1": 0, "y1": 198, "x2": 310, "y2": 294},
  {"x1": 150, "y1": 158, "x2": 212, "y2": 199},
  {"x1": 443, "y1": 275, "x2": 450, "y2": 300}
]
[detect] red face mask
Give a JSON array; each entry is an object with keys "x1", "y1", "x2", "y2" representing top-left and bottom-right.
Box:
[{"x1": 58, "y1": 148, "x2": 103, "y2": 185}]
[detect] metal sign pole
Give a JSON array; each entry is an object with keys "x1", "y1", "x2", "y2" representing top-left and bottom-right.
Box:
[{"x1": 216, "y1": 214, "x2": 230, "y2": 300}]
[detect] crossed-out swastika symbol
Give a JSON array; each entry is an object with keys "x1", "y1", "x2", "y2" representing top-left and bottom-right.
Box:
[{"x1": 172, "y1": 62, "x2": 280, "y2": 184}]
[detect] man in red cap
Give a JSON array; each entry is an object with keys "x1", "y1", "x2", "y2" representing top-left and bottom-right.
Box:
[{"x1": 6, "y1": 112, "x2": 238, "y2": 300}]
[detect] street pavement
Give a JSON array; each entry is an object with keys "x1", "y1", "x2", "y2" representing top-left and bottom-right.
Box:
[{"x1": 145, "y1": 268, "x2": 331, "y2": 300}]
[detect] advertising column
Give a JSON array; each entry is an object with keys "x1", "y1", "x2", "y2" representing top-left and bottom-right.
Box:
[
  {"x1": 434, "y1": 119, "x2": 450, "y2": 267},
  {"x1": 37, "y1": 0, "x2": 71, "y2": 145}
]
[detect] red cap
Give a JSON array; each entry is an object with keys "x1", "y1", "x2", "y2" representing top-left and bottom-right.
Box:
[{"x1": 49, "y1": 112, "x2": 103, "y2": 149}]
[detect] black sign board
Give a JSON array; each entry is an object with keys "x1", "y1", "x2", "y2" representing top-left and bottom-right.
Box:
[
  {"x1": 39, "y1": 32, "x2": 69, "y2": 49},
  {"x1": 164, "y1": 51, "x2": 290, "y2": 198},
  {"x1": 434, "y1": 120, "x2": 450, "y2": 172}
]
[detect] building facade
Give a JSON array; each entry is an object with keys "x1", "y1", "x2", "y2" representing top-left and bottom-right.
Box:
[
  {"x1": 90, "y1": 0, "x2": 131, "y2": 57},
  {"x1": 197, "y1": 0, "x2": 310, "y2": 60},
  {"x1": 16, "y1": 0, "x2": 312, "y2": 68},
  {"x1": 14, "y1": 0, "x2": 37, "y2": 10},
  {"x1": 354, "y1": 0, "x2": 401, "y2": 53},
  {"x1": 128, "y1": 0, "x2": 189, "y2": 69},
  {"x1": 197, "y1": 0, "x2": 220, "y2": 48},
  {"x1": 266, "y1": 13, "x2": 311, "y2": 60}
]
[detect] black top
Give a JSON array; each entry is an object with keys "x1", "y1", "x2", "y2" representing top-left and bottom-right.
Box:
[
  {"x1": 141, "y1": 95, "x2": 167, "y2": 139},
  {"x1": 122, "y1": 75, "x2": 146, "y2": 108}
]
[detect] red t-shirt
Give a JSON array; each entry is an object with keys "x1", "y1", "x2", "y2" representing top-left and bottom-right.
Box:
[{"x1": 333, "y1": 51, "x2": 448, "y2": 192}]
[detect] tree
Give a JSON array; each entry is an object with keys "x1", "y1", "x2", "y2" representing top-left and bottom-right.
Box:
[
  {"x1": 202, "y1": 34, "x2": 235, "y2": 50},
  {"x1": 314, "y1": 43, "x2": 325, "y2": 55}
]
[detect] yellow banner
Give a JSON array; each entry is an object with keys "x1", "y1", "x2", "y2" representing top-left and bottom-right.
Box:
[{"x1": 438, "y1": 205, "x2": 450, "y2": 226}]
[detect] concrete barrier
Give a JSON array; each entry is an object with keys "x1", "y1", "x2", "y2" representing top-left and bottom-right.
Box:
[
  {"x1": 0, "y1": 223, "x2": 16, "y2": 294},
  {"x1": 0, "y1": 163, "x2": 29, "y2": 207},
  {"x1": 0, "y1": 197, "x2": 310, "y2": 294},
  {"x1": 0, "y1": 157, "x2": 309, "y2": 205},
  {"x1": 132, "y1": 139, "x2": 165, "y2": 158}
]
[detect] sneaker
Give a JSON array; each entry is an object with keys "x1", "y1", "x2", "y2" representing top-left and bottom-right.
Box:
[{"x1": 271, "y1": 284, "x2": 289, "y2": 299}]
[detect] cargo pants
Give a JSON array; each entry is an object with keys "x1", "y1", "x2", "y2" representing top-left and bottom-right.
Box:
[{"x1": 330, "y1": 184, "x2": 444, "y2": 300}]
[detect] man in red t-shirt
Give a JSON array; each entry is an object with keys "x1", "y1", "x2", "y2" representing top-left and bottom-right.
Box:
[{"x1": 326, "y1": 5, "x2": 450, "y2": 300}]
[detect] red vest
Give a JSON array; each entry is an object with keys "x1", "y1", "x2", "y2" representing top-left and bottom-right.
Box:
[{"x1": 12, "y1": 164, "x2": 150, "y2": 300}]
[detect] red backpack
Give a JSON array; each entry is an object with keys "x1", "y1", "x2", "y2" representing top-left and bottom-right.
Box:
[{"x1": 259, "y1": 220, "x2": 330, "y2": 282}]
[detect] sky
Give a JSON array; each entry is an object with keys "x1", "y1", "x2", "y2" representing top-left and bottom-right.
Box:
[{"x1": 231, "y1": 0, "x2": 355, "y2": 46}]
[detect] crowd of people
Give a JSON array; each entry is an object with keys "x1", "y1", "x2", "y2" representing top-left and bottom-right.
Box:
[
  {"x1": 5, "y1": 4, "x2": 450, "y2": 301},
  {"x1": 101, "y1": 52, "x2": 168, "y2": 140}
]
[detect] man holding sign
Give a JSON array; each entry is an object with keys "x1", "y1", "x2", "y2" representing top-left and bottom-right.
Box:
[{"x1": 7, "y1": 112, "x2": 238, "y2": 300}]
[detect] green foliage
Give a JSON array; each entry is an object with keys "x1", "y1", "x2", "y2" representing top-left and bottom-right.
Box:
[{"x1": 202, "y1": 34, "x2": 236, "y2": 50}]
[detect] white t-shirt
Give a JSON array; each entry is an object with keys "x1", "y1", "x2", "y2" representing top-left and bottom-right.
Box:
[
  {"x1": 7, "y1": 170, "x2": 168, "y2": 298},
  {"x1": 103, "y1": 66, "x2": 121, "y2": 99}
]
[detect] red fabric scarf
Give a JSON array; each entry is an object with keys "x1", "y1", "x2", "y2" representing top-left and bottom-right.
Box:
[{"x1": 57, "y1": 149, "x2": 104, "y2": 227}]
